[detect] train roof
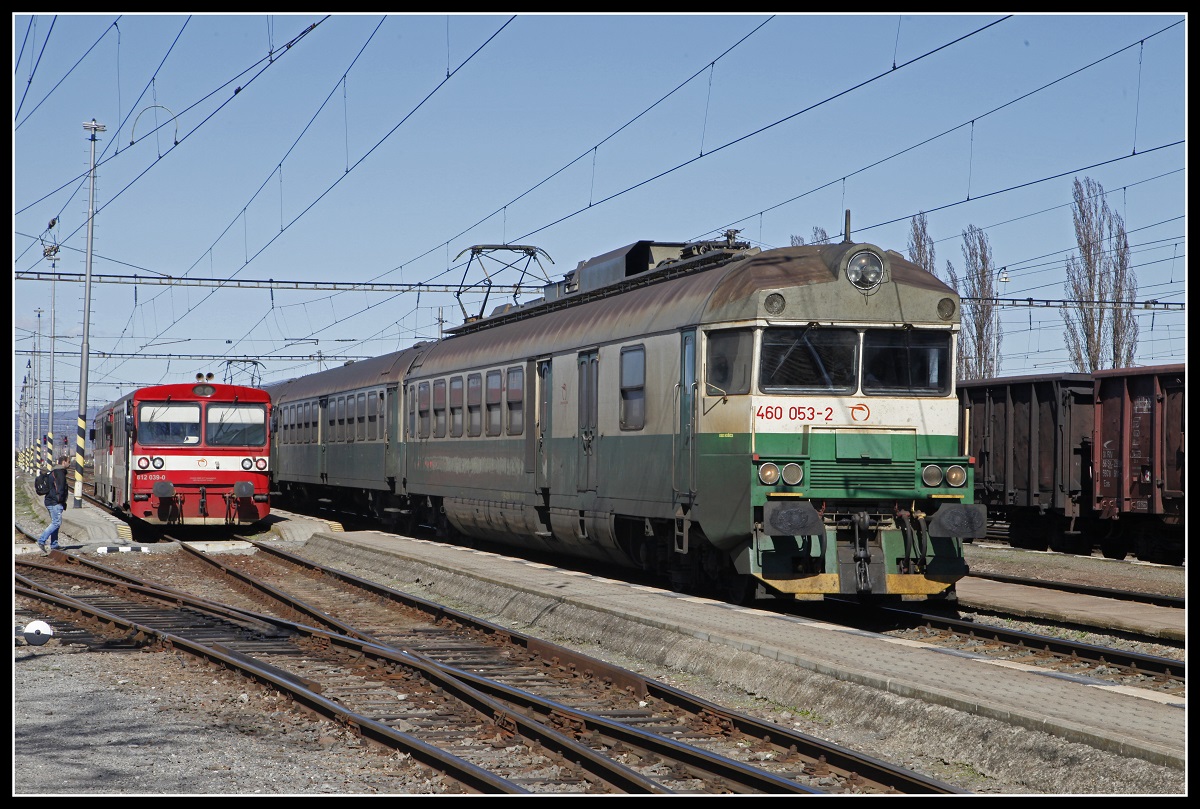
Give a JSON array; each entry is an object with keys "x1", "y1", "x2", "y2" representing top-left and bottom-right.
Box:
[
  {"x1": 96, "y1": 382, "x2": 271, "y2": 414},
  {"x1": 265, "y1": 346, "x2": 428, "y2": 404},
  {"x1": 1090, "y1": 363, "x2": 1184, "y2": 379},
  {"x1": 412, "y1": 240, "x2": 959, "y2": 375},
  {"x1": 959, "y1": 364, "x2": 1185, "y2": 389}
]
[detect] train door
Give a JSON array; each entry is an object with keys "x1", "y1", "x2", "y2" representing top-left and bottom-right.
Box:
[
  {"x1": 674, "y1": 331, "x2": 697, "y2": 553},
  {"x1": 577, "y1": 351, "x2": 598, "y2": 491},
  {"x1": 535, "y1": 358, "x2": 552, "y2": 491},
  {"x1": 317, "y1": 397, "x2": 329, "y2": 483},
  {"x1": 674, "y1": 330, "x2": 697, "y2": 497}
]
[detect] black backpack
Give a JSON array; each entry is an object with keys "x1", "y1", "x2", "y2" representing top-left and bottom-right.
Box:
[{"x1": 35, "y1": 472, "x2": 52, "y2": 495}]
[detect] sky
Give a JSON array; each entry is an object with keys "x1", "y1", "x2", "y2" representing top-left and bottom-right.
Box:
[{"x1": 13, "y1": 13, "x2": 1188, "y2": 432}]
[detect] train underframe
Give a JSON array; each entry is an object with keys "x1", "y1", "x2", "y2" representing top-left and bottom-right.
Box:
[
  {"x1": 273, "y1": 480, "x2": 974, "y2": 603},
  {"x1": 1003, "y1": 507, "x2": 1183, "y2": 566}
]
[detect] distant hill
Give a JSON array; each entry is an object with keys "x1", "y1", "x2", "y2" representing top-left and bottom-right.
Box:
[{"x1": 16, "y1": 407, "x2": 100, "y2": 456}]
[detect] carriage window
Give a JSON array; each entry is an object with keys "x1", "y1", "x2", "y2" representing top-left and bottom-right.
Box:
[
  {"x1": 347, "y1": 395, "x2": 357, "y2": 442},
  {"x1": 303, "y1": 402, "x2": 312, "y2": 443},
  {"x1": 861, "y1": 329, "x2": 951, "y2": 395},
  {"x1": 418, "y1": 382, "x2": 431, "y2": 438},
  {"x1": 338, "y1": 397, "x2": 348, "y2": 442},
  {"x1": 759, "y1": 327, "x2": 857, "y2": 393},
  {"x1": 433, "y1": 380, "x2": 447, "y2": 438},
  {"x1": 407, "y1": 386, "x2": 416, "y2": 439},
  {"x1": 207, "y1": 404, "x2": 268, "y2": 447},
  {"x1": 449, "y1": 377, "x2": 464, "y2": 437},
  {"x1": 367, "y1": 392, "x2": 379, "y2": 440},
  {"x1": 467, "y1": 374, "x2": 482, "y2": 437},
  {"x1": 138, "y1": 403, "x2": 202, "y2": 446},
  {"x1": 356, "y1": 393, "x2": 367, "y2": 441},
  {"x1": 506, "y1": 367, "x2": 524, "y2": 436},
  {"x1": 486, "y1": 370, "x2": 503, "y2": 437},
  {"x1": 706, "y1": 329, "x2": 752, "y2": 396},
  {"x1": 619, "y1": 346, "x2": 645, "y2": 430}
]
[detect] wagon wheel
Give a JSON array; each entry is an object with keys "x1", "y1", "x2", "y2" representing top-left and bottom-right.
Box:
[
  {"x1": 1047, "y1": 518, "x2": 1088, "y2": 555},
  {"x1": 1007, "y1": 513, "x2": 1048, "y2": 551},
  {"x1": 1097, "y1": 521, "x2": 1128, "y2": 560}
]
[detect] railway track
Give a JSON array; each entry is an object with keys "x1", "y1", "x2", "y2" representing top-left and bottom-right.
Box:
[{"x1": 15, "y1": 550, "x2": 960, "y2": 795}]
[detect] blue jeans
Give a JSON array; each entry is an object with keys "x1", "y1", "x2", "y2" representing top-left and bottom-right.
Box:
[{"x1": 39, "y1": 504, "x2": 64, "y2": 548}]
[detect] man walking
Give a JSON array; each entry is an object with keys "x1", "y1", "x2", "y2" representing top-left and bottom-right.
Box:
[{"x1": 37, "y1": 455, "x2": 70, "y2": 554}]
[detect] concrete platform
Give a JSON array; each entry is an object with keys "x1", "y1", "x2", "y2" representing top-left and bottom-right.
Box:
[{"x1": 955, "y1": 576, "x2": 1184, "y2": 642}]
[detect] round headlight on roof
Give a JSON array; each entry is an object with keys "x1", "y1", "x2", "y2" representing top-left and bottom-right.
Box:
[{"x1": 846, "y1": 250, "x2": 885, "y2": 291}]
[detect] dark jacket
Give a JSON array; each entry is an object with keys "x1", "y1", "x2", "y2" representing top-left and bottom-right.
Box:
[{"x1": 43, "y1": 467, "x2": 69, "y2": 509}]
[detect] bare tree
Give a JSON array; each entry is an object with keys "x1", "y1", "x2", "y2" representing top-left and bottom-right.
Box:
[
  {"x1": 946, "y1": 225, "x2": 1000, "y2": 380},
  {"x1": 907, "y1": 212, "x2": 939, "y2": 278},
  {"x1": 789, "y1": 226, "x2": 830, "y2": 246},
  {"x1": 1110, "y1": 217, "x2": 1138, "y2": 367},
  {"x1": 1063, "y1": 177, "x2": 1138, "y2": 372}
]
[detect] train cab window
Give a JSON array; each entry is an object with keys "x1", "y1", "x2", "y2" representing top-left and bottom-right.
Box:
[
  {"x1": 506, "y1": 367, "x2": 524, "y2": 436},
  {"x1": 449, "y1": 377, "x2": 464, "y2": 437},
  {"x1": 356, "y1": 393, "x2": 367, "y2": 441},
  {"x1": 367, "y1": 392, "x2": 379, "y2": 441},
  {"x1": 418, "y1": 382, "x2": 431, "y2": 438},
  {"x1": 138, "y1": 403, "x2": 202, "y2": 446},
  {"x1": 861, "y1": 329, "x2": 951, "y2": 395},
  {"x1": 619, "y1": 346, "x2": 645, "y2": 430},
  {"x1": 467, "y1": 374, "x2": 482, "y2": 437},
  {"x1": 207, "y1": 404, "x2": 268, "y2": 447},
  {"x1": 433, "y1": 380, "x2": 447, "y2": 438},
  {"x1": 706, "y1": 329, "x2": 752, "y2": 396},
  {"x1": 759, "y1": 327, "x2": 857, "y2": 393}
]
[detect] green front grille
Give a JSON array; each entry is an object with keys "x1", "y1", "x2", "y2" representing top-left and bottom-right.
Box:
[{"x1": 808, "y1": 459, "x2": 914, "y2": 491}]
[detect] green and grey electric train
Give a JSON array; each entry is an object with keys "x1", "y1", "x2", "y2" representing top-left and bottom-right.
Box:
[{"x1": 268, "y1": 226, "x2": 985, "y2": 603}]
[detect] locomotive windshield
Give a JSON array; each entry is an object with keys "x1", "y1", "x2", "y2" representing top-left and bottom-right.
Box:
[
  {"x1": 138, "y1": 403, "x2": 202, "y2": 445},
  {"x1": 207, "y1": 404, "x2": 269, "y2": 447},
  {"x1": 759, "y1": 327, "x2": 858, "y2": 393},
  {"x1": 861, "y1": 329, "x2": 951, "y2": 395},
  {"x1": 723, "y1": 327, "x2": 953, "y2": 396}
]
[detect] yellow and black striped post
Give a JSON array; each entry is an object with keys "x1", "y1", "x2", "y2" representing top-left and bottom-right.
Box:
[{"x1": 72, "y1": 413, "x2": 88, "y2": 508}]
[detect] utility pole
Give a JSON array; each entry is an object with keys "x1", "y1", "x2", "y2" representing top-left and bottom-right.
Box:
[
  {"x1": 35, "y1": 308, "x2": 44, "y2": 471},
  {"x1": 48, "y1": 276, "x2": 57, "y2": 470},
  {"x1": 73, "y1": 119, "x2": 105, "y2": 508}
]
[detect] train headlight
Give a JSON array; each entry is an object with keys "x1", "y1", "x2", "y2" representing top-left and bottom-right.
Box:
[
  {"x1": 137, "y1": 457, "x2": 150, "y2": 470},
  {"x1": 242, "y1": 458, "x2": 253, "y2": 470},
  {"x1": 921, "y1": 464, "x2": 944, "y2": 486},
  {"x1": 846, "y1": 250, "x2": 885, "y2": 291},
  {"x1": 781, "y1": 462, "x2": 803, "y2": 485},
  {"x1": 946, "y1": 465, "x2": 967, "y2": 487},
  {"x1": 255, "y1": 458, "x2": 267, "y2": 471},
  {"x1": 758, "y1": 462, "x2": 781, "y2": 485},
  {"x1": 152, "y1": 457, "x2": 165, "y2": 470}
]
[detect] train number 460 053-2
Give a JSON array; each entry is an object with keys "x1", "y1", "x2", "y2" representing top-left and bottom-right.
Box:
[{"x1": 756, "y1": 405, "x2": 834, "y2": 421}]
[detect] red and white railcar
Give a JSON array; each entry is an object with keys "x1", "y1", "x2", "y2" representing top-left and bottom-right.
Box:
[{"x1": 91, "y1": 381, "x2": 271, "y2": 526}]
